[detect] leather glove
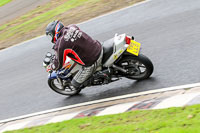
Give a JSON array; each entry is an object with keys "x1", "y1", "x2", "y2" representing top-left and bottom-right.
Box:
[{"x1": 46, "y1": 64, "x2": 53, "y2": 73}]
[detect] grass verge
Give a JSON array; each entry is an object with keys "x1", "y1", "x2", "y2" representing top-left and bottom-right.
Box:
[
  {"x1": 0, "y1": 0, "x2": 143, "y2": 50},
  {"x1": 0, "y1": 0, "x2": 12, "y2": 7},
  {"x1": 4, "y1": 104, "x2": 200, "y2": 133}
]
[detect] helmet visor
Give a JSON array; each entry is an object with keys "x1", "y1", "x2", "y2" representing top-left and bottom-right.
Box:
[{"x1": 46, "y1": 33, "x2": 53, "y2": 42}]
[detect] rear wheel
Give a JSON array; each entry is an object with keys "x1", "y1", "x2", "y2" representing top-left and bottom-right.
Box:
[
  {"x1": 116, "y1": 54, "x2": 153, "y2": 80},
  {"x1": 48, "y1": 78, "x2": 81, "y2": 96}
]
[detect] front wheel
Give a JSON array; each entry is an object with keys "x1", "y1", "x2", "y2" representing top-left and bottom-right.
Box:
[
  {"x1": 117, "y1": 54, "x2": 154, "y2": 80},
  {"x1": 48, "y1": 78, "x2": 81, "y2": 96}
]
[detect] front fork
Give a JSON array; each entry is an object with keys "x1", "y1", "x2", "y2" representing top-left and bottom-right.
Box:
[{"x1": 56, "y1": 77, "x2": 65, "y2": 89}]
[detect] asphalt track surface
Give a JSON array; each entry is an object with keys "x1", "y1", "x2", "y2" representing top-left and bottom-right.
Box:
[
  {"x1": 0, "y1": 0, "x2": 200, "y2": 120},
  {"x1": 0, "y1": 0, "x2": 50, "y2": 24}
]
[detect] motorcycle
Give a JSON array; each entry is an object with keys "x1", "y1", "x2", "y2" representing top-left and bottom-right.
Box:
[{"x1": 43, "y1": 34, "x2": 154, "y2": 96}]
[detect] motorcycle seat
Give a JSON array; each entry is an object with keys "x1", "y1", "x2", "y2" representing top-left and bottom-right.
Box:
[{"x1": 101, "y1": 38, "x2": 114, "y2": 64}]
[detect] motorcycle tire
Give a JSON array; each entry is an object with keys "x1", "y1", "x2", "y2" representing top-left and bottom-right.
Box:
[
  {"x1": 48, "y1": 78, "x2": 81, "y2": 96},
  {"x1": 117, "y1": 54, "x2": 154, "y2": 80}
]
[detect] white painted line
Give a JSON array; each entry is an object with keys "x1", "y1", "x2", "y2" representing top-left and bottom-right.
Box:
[
  {"x1": 0, "y1": 121, "x2": 30, "y2": 133},
  {"x1": 0, "y1": 35, "x2": 45, "y2": 53},
  {"x1": 152, "y1": 92, "x2": 200, "y2": 109},
  {"x1": 0, "y1": 0, "x2": 151, "y2": 52},
  {"x1": 0, "y1": 83, "x2": 200, "y2": 124},
  {"x1": 96, "y1": 102, "x2": 138, "y2": 116},
  {"x1": 46, "y1": 112, "x2": 80, "y2": 124}
]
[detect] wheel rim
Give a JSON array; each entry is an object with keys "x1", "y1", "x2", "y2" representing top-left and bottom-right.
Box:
[
  {"x1": 50, "y1": 79, "x2": 78, "y2": 95},
  {"x1": 119, "y1": 59, "x2": 147, "y2": 78}
]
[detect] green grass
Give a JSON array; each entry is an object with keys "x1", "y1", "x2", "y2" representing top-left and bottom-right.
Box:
[
  {"x1": 0, "y1": 0, "x2": 99, "y2": 41},
  {"x1": 4, "y1": 104, "x2": 200, "y2": 133},
  {"x1": 0, "y1": 0, "x2": 143, "y2": 49},
  {"x1": 0, "y1": 0, "x2": 12, "y2": 7}
]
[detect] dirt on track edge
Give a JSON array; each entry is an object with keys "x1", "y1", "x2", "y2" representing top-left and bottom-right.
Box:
[{"x1": 0, "y1": 0, "x2": 144, "y2": 50}]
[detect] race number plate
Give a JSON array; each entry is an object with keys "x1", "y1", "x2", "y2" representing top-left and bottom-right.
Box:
[{"x1": 127, "y1": 40, "x2": 141, "y2": 56}]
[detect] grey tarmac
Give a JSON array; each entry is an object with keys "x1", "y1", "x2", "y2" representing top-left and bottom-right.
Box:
[
  {"x1": 1, "y1": 86, "x2": 200, "y2": 132},
  {"x1": 0, "y1": 0, "x2": 200, "y2": 121},
  {"x1": 0, "y1": 0, "x2": 50, "y2": 24}
]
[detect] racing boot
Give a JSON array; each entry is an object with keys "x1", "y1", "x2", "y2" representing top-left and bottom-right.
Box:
[{"x1": 94, "y1": 69, "x2": 112, "y2": 84}]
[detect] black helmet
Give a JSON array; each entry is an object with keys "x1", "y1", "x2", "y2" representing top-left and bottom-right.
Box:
[{"x1": 46, "y1": 20, "x2": 64, "y2": 43}]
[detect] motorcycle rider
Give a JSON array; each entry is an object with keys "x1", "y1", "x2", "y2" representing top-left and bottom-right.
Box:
[{"x1": 45, "y1": 20, "x2": 103, "y2": 90}]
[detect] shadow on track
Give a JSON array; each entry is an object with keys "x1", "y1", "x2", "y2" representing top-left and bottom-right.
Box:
[{"x1": 63, "y1": 77, "x2": 158, "y2": 102}]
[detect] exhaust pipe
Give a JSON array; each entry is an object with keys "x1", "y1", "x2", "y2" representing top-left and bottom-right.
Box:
[{"x1": 112, "y1": 65, "x2": 127, "y2": 73}]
